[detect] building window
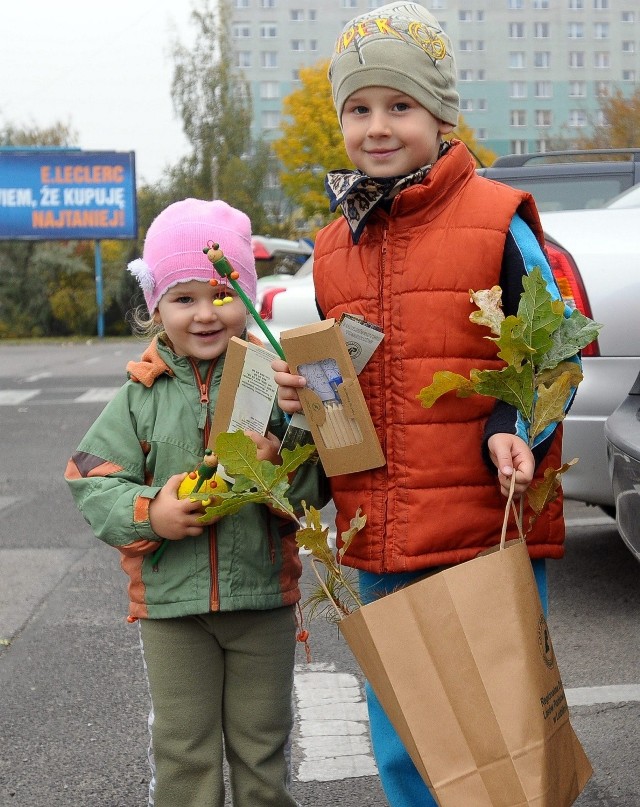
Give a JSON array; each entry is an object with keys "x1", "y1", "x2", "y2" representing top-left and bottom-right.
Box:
[
  {"x1": 476, "y1": 40, "x2": 485, "y2": 50},
  {"x1": 510, "y1": 81, "x2": 527, "y2": 98},
  {"x1": 534, "y1": 22, "x2": 550, "y2": 38},
  {"x1": 533, "y1": 0, "x2": 549, "y2": 7},
  {"x1": 477, "y1": 128, "x2": 487, "y2": 140},
  {"x1": 569, "y1": 51, "x2": 585, "y2": 68},
  {"x1": 477, "y1": 98, "x2": 487, "y2": 110},
  {"x1": 290, "y1": 9, "x2": 304, "y2": 21},
  {"x1": 535, "y1": 110, "x2": 552, "y2": 127},
  {"x1": 622, "y1": 70, "x2": 636, "y2": 81},
  {"x1": 431, "y1": 0, "x2": 446, "y2": 9},
  {"x1": 568, "y1": 23, "x2": 584, "y2": 38},
  {"x1": 260, "y1": 81, "x2": 280, "y2": 100},
  {"x1": 291, "y1": 39, "x2": 304, "y2": 51},
  {"x1": 477, "y1": 10, "x2": 485, "y2": 21},
  {"x1": 509, "y1": 22, "x2": 525, "y2": 38},
  {"x1": 341, "y1": 0, "x2": 357, "y2": 8},
  {"x1": 262, "y1": 111, "x2": 280, "y2": 130},
  {"x1": 568, "y1": 109, "x2": 587, "y2": 127},
  {"x1": 477, "y1": 69, "x2": 486, "y2": 80},
  {"x1": 261, "y1": 51, "x2": 278, "y2": 68},
  {"x1": 459, "y1": 69, "x2": 474, "y2": 81},
  {"x1": 535, "y1": 81, "x2": 552, "y2": 97},
  {"x1": 534, "y1": 52, "x2": 551, "y2": 68},
  {"x1": 508, "y1": 0, "x2": 524, "y2": 9},
  {"x1": 236, "y1": 51, "x2": 251, "y2": 68},
  {"x1": 509, "y1": 52, "x2": 526, "y2": 68},
  {"x1": 235, "y1": 0, "x2": 249, "y2": 7},
  {"x1": 261, "y1": 0, "x2": 276, "y2": 6},
  {"x1": 593, "y1": 0, "x2": 609, "y2": 9},
  {"x1": 510, "y1": 109, "x2": 527, "y2": 126},
  {"x1": 511, "y1": 140, "x2": 528, "y2": 155},
  {"x1": 594, "y1": 22, "x2": 609, "y2": 39},
  {"x1": 595, "y1": 81, "x2": 611, "y2": 96},
  {"x1": 569, "y1": 80, "x2": 586, "y2": 97},
  {"x1": 232, "y1": 24, "x2": 251, "y2": 38},
  {"x1": 292, "y1": 69, "x2": 301, "y2": 82},
  {"x1": 459, "y1": 40, "x2": 473, "y2": 51},
  {"x1": 622, "y1": 11, "x2": 635, "y2": 23},
  {"x1": 594, "y1": 52, "x2": 610, "y2": 68},
  {"x1": 260, "y1": 25, "x2": 278, "y2": 38},
  {"x1": 309, "y1": 10, "x2": 317, "y2": 21},
  {"x1": 568, "y1": 0, "x2": 584, "y2": 8},
  {"x1": 310, "y1": 40, "x2": 318, "y2": 51},
  {"x1": 461, "y1": 99, "x2": 473, "y2": 112},
  {"x1": 459, "y1": 10, "x2": 473, "y2": 22},
  {"x1": 622, "y1": 41, "x2": 635, "y2": 53}
]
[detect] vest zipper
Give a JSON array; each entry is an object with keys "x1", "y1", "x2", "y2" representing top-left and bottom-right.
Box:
[
  {"x1": 379, "y1": 225, "x2": 390, "y2": 571},
  {"x1": 189, "y1": 358, "x2": 220, "y2": 611}
]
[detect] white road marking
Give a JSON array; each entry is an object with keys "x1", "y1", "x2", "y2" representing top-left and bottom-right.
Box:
[
  {"x1": 74, "y1": 388, "x2": 120, "y2": 402},
  {"x1": 23, "y1": 372, "x2": 53, "y2": 382},
  {"x1": 566, "y1": 684, "x2": 640, "y2": 706},
  {"x1": 0, "y1": 390, "x2": 40, "y2": 405},
  {"x1": 294, "y1": 663, "x2": 378, "y2": 782}
]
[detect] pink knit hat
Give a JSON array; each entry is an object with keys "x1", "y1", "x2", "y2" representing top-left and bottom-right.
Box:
[{"x1": 128, "y1": 198, "x2": 257, "y2": 313}]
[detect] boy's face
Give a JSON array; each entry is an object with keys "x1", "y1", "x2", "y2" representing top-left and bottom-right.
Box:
[
  {"x1": 154, "y1": 280, "x2": 247, "y2": 360},
  {"x1": 341, "y1": 87, "x2": 454, "y2": 178}
]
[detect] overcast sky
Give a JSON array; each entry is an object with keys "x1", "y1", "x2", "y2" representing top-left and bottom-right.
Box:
[{"x1": 1, "y1": 1, "x2": 198, "y2": 185}]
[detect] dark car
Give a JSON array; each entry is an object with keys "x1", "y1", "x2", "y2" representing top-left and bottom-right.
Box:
[{"x1": 604, "y1": 371, "x2": 640, "y2": 562}]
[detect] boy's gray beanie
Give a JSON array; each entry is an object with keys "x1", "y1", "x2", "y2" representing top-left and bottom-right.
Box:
[{"x1": 329, "y1": 2, "x2": 459, "y2": 126}]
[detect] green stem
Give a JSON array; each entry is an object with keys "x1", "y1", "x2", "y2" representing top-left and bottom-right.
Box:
[{"x1": 212, "y1": 253, "x2": 286, "y2": 361}]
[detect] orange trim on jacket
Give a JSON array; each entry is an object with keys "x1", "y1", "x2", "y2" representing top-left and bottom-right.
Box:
[{"x1": 314, "y1": 140, "x2": 564, "y2": 573}]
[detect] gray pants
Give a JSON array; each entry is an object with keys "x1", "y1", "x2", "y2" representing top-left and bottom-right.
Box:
[{"x1": 140, "y1": 607, "x2": 298, "y2": 807}]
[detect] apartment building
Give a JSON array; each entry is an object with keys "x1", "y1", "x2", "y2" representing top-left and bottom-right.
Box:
[{"x1": 230, "y1": 0, "x2": 640, "y2": 157}]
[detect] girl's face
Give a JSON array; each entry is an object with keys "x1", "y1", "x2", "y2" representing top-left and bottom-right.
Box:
[
  {"x1": 341, "y1": 86, "x2": 454, "y2": 178},
  {"x1": 154, "y1": 280, "x2": 248, "y2": 360}
]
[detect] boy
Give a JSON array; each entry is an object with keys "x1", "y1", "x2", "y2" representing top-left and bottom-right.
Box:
[{"x1": 273, "y1": 3, "x2": 576, "y2": 805}]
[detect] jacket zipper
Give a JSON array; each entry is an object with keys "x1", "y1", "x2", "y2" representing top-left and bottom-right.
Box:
[
  {"x1": 189, "y1": 358, "x2": 220, "y2": 611},
  {"x1": 379, "y1": 225, "x2": 390, "y2": 571}
]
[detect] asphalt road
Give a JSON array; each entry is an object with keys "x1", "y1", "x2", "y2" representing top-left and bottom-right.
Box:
[{"x1": 0, "y1": 339, "x2": 638, "y2": 807}]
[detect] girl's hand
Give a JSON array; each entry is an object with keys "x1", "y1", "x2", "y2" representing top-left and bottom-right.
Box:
[
  {"x1": 271, "y1": 358, "x2": 306, "y2": 415},
  {"x1": 149, "y1": 473, "x2": 217, "y2": 540},
  {"x1": 244, "y1": 430, "x2": 282, "y2": 465},
  {"x1": 487, "y1": 434, "x2": 534, "y2": 498}
]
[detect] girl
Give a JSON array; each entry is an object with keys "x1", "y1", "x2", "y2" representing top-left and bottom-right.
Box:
[{"x1": 66, "y1": 198, "x2": 327, "y2": 807}]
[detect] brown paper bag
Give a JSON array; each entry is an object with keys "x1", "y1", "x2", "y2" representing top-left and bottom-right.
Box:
[{"x1": 339, "y1": 539, "x2": 592, "y2": 806}]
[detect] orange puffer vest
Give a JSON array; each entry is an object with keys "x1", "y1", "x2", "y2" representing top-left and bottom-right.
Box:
[{"x1": 314, "y1": 140, "x2": 564, "y2": 573}]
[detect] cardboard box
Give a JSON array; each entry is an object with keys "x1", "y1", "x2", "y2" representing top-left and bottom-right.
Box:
[
  {"x1": 209, "y1": 337, "x2": 278, "y2": 449},
  {"x1": 280, "y1": 319, "x2": 385, "y2": 477}
]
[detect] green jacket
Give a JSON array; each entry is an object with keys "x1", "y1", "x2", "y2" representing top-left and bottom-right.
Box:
[{"x1": 66, "y1": 336, "x2": 329, "y2": 619}]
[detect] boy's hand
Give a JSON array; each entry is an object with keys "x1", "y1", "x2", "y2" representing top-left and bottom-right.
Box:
[
  {"x1": 149, "y1": 473, "x2": 217, "y2": 541},
  {"x1": 271, "y1": 358, "x2": 306, "y2": 414},
  {"x1": 487, "y1": 434, "x2": 534, "y2": 498},
  {"x1": 244, "y1": 429, "x2": 282, "y2": 465}
]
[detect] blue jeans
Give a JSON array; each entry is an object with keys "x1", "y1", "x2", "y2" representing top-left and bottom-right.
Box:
[{"x1": 358, "y1": 559, "x2": 548, "y2": 807}]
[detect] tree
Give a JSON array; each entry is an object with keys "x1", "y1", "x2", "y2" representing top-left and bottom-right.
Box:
[
  {"x1": 169, "y1": 0, "x2": 270, "y2": 231},
  {"x1": 274, "y1": 61, "x2": 498, "y2": 226},
  {"x1": 574, "y1": 86, "x2": 640, "y2": 150},
  {"x1": 0, "y1": 120, "x2": 77, "y2": 148},
  {"x1": 273, "y1": 61, "x2": 348, "y2": 228}
]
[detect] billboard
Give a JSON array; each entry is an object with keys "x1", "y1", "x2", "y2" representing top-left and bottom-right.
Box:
[{"x1": 0, "y1": 150, "x2": 137, "y2": 240}]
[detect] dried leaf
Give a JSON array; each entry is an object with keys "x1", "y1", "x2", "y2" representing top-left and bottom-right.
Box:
[
  {"x1": 338, "y1": 507, "x2": 367, "y2": 562},
  {"x1": 526, "y1": 459, "x2": 579, "y2": 515},
  {"x1": 530, "y1": 371, "x2": 575, "y2": 441},
  {"x1": 537, "y1": 361, "x2": 583, "y2": 389},
  {"x1": 469, "y1": 285, "x2": 504, "y2": 335},
  {"x1": 417, "y1": 371, "x2": 476, "y2": 408}
]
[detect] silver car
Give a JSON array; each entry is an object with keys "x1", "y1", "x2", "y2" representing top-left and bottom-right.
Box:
[{"x1": 605, "y1": 371, "x2": 640, "y2": 561}]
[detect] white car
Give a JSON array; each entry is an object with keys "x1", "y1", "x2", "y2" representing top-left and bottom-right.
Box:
[
  {"x1": 248, "y1": 255, "x2": 319, "y2": 344},
  {"x1": 539, "y1": 207, "x2": 640, "y2": 511},
  {"x1": 252, "y1": 207, "x2": 640, "y2": 515}
]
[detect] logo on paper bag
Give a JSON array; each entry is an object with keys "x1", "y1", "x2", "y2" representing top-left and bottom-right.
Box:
[{"x1": 537, "y1": 614, "x2": 555, "y2": 669}]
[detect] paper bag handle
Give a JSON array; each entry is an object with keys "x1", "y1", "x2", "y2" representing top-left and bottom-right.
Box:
[{"x1": 500, "y1": 470, "x2": 525, "y2": 550}]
